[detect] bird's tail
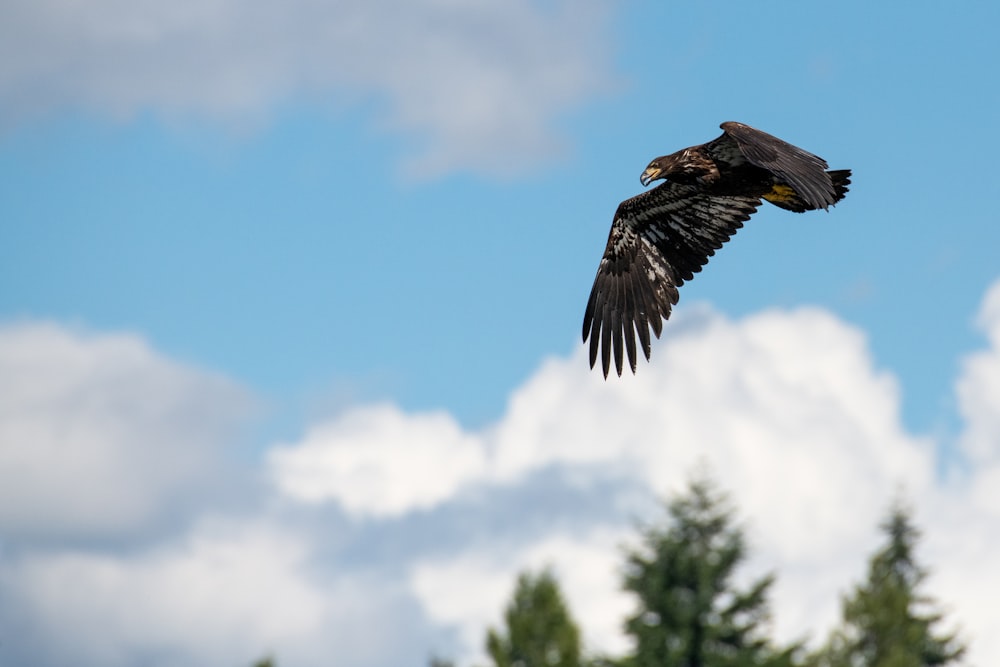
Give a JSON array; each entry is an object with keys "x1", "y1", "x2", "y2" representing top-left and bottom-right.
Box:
[{"x1": 765, "y1": 169, "x2": 852, "y2": 212}]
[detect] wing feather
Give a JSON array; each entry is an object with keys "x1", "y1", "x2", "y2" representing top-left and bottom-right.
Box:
[
  {"x1": 622, "y1": 264, "x2": 638, "y2": 373},
  {"x1": 629, "y1": 258, "x2": 653, "y2": 361},
  {"x1": 582, "y1": 182, "x2": 761, "y2": 377},
  {"x1": 719, "y1": 121, "x2": 838, "y2": 210},
  {"x1": 600, "y1": 303, "x2": 613, "y2": 380}
]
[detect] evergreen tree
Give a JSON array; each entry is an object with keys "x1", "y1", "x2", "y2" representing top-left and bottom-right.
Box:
[
  {"x1": 811, "y1": 504, "x2": 965, "y2": 667},
  {"x1": 486, "y1": 568, "x2": 583, "y2": 667},
  {"x1": 621, "y1": 476, "x2": 799, "y2": 667}
]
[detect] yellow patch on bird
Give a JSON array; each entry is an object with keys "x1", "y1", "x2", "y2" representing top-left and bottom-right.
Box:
[{"x1": 763, "y1": 184, "x2": 797, "y2": 203}]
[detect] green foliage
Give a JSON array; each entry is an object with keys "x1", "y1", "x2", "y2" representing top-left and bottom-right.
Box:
[
  {"x1": 621, "y1": 476, "x2": 800, "y2": 667},
  {"x1": 486, "y1": 569, "x2": 584, "y2": 667},
  {"x1": 810, "y1": 503, "x2": 966, "y2": 667},
  {"x1": 251, "y1": 657, "x2": 276, "y2": 667},
  {"x1": 468, "y1": 483, "x2": 970, "y2": 667}
]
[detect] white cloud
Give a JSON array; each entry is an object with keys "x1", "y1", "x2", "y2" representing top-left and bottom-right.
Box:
[
  {"x1": 6, "y1": 278, "x2": 1000, "y2": 666},
  {"x1": 2, "y1": 519, "x2": 326, "y2": 667},
  {"x1": 268, "y1": 403, "x2": 486, "y2": 518},
  {"x1": 411, "y1": 528, "x2": 632, "y2": 665},
  {"x1": 0, "y1": 322, "x2": 256, "y2": 539},
  {"x1": 937, "y1": 280, "x2": 1000, "y2": 663},
  {"x1": 267, "y1": 302, "x2": 974, "y2": 660},
  {"x1": 274, "y1": 306, "x2": 935, "y2": 562},
  {"x1": 957, "y1": 280, "x2": 1000, "y2": 467},
  {"x1": 0, "y1": 515, "x2": 423, "y2": 667},
  {"x1": 393, "y1": 305, "x2": 942, "y2": 660},
  {"x1": 0, "y1": 0, "x2": 614, "y2": 177}
]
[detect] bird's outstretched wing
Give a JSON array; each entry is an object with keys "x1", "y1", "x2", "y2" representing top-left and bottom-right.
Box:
[
  {"x1": 583, "y1": 183, "x2": 761, "y2": 378},
  {"x1": 719, "y1": 121, "x2": 838, "y2": 210}
]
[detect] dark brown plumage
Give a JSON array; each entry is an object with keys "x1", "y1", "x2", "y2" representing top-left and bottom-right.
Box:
[{"x1": 583, "y1": 121, "x2": 851, "y2": 378}]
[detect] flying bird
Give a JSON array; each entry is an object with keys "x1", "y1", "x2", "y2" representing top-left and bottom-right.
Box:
[{"x1": 583, "y1": 121, "x2": 851, "y2": 377}]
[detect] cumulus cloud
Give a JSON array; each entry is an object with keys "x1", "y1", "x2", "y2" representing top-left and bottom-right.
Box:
[
  {"x1": 0, "y1": 322, "x2": 256, "y2": 540},
  {"x1": 1, "y1": 520, "x2": 325, "y2": 666},
  {"x1": 411, "y1": 528, "x2": 632, "y2": 664},
  {"x1": 934, "y1": 280, "x2": 1000, "y2": 663},
  {"x1": 4, "y1": 279, "x2": 1000, "y2": 666},
  {"x1": 269, "y1": 404, "x2": 486, "y2": 518},
  {"x1": 957, "y1": 279, "x2": 1000, "y2": 467},
  {"x1": 0, "y1": 0, "x2": 614, "y2": 177},
  {"x1": 377, "y1": 306, "x2": 938, "y2": 661},
  {"x1": 272, "y1": 306, "x2": 935, "y2": 560},
  {"x1": 265, "y1": 303, "x2": 967, "y2": 660}
]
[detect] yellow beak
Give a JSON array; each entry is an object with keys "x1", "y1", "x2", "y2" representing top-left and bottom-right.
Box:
[{"x1": 640, "y1": 166, "x2": 662, "y2": 187}]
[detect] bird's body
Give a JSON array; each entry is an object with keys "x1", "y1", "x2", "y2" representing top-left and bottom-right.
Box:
[{"x1": 583, "y1": 122, "x2": 851, "y2": 377}]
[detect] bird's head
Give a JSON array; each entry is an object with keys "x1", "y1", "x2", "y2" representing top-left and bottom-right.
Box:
[
  {"x1": 640, "y1": 158, "x2": 667, "y2": 187},
  {"x1": 640, "y1": 149, "x2": 714, "y2": 187}
]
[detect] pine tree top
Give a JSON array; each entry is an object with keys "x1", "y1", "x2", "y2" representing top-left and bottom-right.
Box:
[{"x1": 812, "y1": 502, "x2": 967, "y2": 667}]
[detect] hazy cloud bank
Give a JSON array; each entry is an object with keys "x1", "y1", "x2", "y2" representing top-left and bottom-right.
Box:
[{"x1": 0, "y1": 0, "x2": 614, "y2": 177}]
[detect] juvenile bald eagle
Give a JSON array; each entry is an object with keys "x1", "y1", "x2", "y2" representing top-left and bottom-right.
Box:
[{"x1": 583, "y1": 121, "x2": 851, "y2": 378}]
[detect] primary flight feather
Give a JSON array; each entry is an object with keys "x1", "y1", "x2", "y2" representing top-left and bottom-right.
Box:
[{"x1": 583, "y1": 121, "x2": 852, "y2": 378}]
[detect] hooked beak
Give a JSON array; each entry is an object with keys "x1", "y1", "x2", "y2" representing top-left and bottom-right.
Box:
[{"x1": 640, "y1": 166, "x2": 662, "y2": 187}]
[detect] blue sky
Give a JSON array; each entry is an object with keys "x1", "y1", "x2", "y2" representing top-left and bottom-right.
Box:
[
  {"x1": 2, "y1": 2, "x2": 1000, "y2": 666},
  {"x1": 4, "y1": 1, "x2": 998, "y2": 434}
]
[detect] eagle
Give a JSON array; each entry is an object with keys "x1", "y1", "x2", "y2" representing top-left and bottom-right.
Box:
[{"x1": 583, "y1": 121, "x2": 851, "y2": 378}]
